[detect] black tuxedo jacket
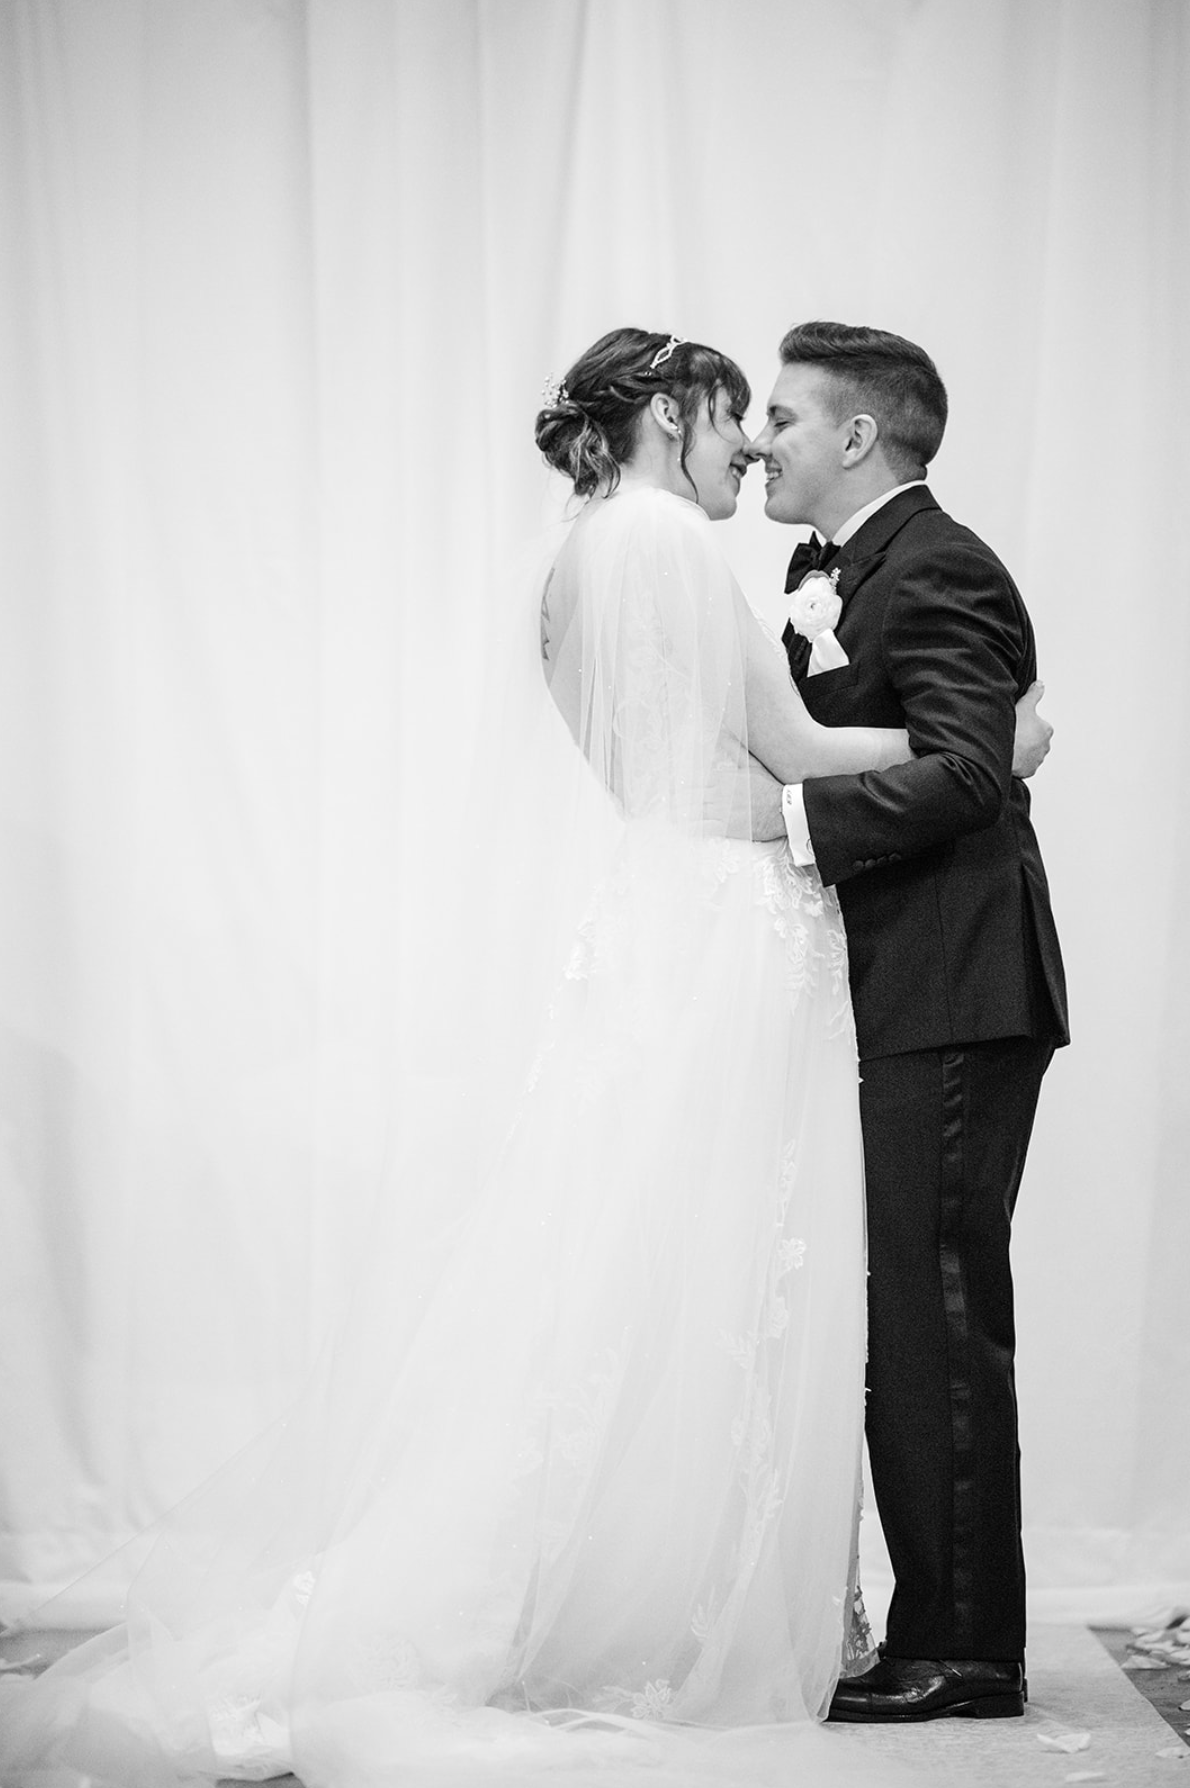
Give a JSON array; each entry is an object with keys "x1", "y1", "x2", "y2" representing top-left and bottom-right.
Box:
[{"x1": 783, "y1": 485, "x2": 1068, "y2": 1061}]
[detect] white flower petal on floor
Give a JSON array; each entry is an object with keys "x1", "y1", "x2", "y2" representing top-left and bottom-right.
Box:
[{"x1": 1038, "y1": 1730, "x2": 1092, "y2": 1752}]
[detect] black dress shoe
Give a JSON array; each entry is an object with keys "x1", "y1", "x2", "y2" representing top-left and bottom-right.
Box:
[{"x1": 827, "y1": 1655, "x2": 1026, "y2": 1722}]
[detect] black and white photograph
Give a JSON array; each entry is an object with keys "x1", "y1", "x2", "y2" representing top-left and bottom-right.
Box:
[{"x1": 0, "y1": 4, "x2": 1186, "y2": 1784}]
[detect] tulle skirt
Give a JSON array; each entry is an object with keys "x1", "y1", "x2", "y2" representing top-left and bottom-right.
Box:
[{"x1": 1, "y1": 832, "x2": 876, "y2": 1787}]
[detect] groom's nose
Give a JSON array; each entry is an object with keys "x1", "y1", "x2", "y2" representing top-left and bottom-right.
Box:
[{"x1": 744, "y1": 425, "x2": 770, "y2": 460}]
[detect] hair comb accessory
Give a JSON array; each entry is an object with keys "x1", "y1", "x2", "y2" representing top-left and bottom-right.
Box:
[
  {"x1": 541, "y1": 376, "x2": 569, "y2": 409},
  {"x1": 649, "y1": 335, "x2": 686, "y2": 372}
]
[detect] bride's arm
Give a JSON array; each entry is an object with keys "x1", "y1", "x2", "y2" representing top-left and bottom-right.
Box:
[{"x1": 736, "y1": 592, "x2": 910, "y2": 781}]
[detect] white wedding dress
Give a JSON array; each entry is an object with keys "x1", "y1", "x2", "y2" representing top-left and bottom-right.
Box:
[{"x1": 0, "y1": 489, "x2": 906, "y2": 1788}]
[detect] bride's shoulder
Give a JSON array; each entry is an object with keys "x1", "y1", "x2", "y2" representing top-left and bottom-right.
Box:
[
  {"x1": 587, "y1": 486, "x2": 713, "y2": 555},
  {"x1": 615, "y1": 485, "x2": 707, "y2": 526}
]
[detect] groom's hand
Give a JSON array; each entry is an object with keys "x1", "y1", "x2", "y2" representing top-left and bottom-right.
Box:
[{"x1": 1012, "y1": 680, "x2": 1052, "y2": 780}]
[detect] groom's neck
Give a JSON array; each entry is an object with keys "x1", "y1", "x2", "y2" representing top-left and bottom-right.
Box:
[{"x1": 813, "y1": 467, "x2": 904, "y2": 542}]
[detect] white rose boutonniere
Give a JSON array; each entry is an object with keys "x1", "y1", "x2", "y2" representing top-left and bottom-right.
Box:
[
  {"x1": 788, "y1": 569, "x2": 842, "y2": 641},
  {"x1": 789, "y1": 569, "x2": 849, "y2": 675}
]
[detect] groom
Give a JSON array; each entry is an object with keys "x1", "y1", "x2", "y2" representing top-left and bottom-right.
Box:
[{"x1": 748, "y1": 321, "x2": 1068, "y2": 1721}]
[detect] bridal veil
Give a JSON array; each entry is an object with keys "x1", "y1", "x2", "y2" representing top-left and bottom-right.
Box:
[{"x1": 1, "y1": 489, "x2": 891, "y2": 1786}]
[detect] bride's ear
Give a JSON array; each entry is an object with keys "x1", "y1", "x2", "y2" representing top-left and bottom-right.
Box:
[{"x1": 648, "y1": 393, "x2": 682, "y2": 440}]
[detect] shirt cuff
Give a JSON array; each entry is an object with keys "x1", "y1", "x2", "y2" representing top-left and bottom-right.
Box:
[{"x1": 781, "y1": 784, "x2": 816, "y2": 865}]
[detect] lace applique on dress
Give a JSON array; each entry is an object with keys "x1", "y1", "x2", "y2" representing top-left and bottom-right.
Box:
[
  {"x1": 698, "y1": 833, "x2": 744, "y2": 900},
  {"x1": 203, "y1": 1576, "x2": 313, "y2": 1774},
  {"x1": 601, "y1": 1676, "x2": 675, "y2": 1721},
  {"x1": 543, "y1": 1348, "x2": 622, "y2": 1480},
  {"x1": 844, "y1": 1582, "x2": 877, "y2": 1673},
  {"x1": 666, "y1": 1138, "x2": 816, "y2": 1712},
  {"x1": 505, "y1": 1348, "x2": 624, "y2": 1577},
  {"x1": 752, "y1": 850, "x2": 851, "y2": 1032},
  {"x1": 718, "y1": 1146, "x2": 808, "y2": 1371},
  {"x1": 208, "y1": 1696, "x2": 290, "y2": 1779},
  {"x1": 563, "y1": 862, "x2": 635, "y2": 983}
]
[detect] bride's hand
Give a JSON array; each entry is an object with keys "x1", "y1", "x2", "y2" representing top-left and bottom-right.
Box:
[
  {"x1": 745, "y1": 760, "x2": 788, "y2": 841},
  {"x1": 1012, "y1": 680, "x2": 1052, "y2": 780},
  {"x1": 702, "y1": 759, "x2": 786, "y2": 841}
]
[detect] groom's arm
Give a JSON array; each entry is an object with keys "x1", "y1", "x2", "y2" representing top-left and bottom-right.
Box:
[
  {"x1": 784, "y1": 677, "x2": 1051, "y2": 853},
  {"x1": 799, "y1": 537, "x2": 1032, "y2": 885}
]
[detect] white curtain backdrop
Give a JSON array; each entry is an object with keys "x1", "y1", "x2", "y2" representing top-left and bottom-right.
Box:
[{"x1": 1, "y1": 0, "x2": 1187, "y2": 1626}]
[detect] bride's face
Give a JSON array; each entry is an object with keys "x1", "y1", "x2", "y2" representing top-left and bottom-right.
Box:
[{"x1": 684, "y1": 389, "x2": 751, "y2": 521}]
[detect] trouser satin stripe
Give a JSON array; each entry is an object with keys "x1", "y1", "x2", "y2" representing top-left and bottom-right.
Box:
[{"x1": 938, "y1": 1048, "x2": 975, "y2": 1656}]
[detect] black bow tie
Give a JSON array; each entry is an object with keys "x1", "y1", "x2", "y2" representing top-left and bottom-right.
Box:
[{"x1": 784, "y1": 534, "x2": 841, "y2": 592}]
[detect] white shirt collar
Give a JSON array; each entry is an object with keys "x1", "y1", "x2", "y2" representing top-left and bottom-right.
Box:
[{"x1": 831, "y1": 480, "x2": 926, "y2": 548}]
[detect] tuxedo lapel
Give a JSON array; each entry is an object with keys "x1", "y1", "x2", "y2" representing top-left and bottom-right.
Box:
[
  {"x1": 782, "y1": 487, "x2": 940, "y2": 680},
  {"x1": 832, "y1": 485, "x2": 940, "y2": 614},
  {"x1": 782, "y1": 620, "x2": 811, "y2": 679}
]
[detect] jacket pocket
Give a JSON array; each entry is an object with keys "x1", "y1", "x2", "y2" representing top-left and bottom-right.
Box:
[{"x1": 804, "y1": 659, "x2": 862, "y2": 692}]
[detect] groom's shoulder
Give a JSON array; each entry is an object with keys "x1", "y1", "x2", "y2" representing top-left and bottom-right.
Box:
[{"x1": 894, "y1": 494, "x2": 1017, "y2": 585}]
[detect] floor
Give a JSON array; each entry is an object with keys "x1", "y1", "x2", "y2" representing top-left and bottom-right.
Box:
[
  {"x1": 1094, "y1": 1621, "x2": 1190, "y2": 1741},
  {"x1": 832, "y1": 1621, "x2": 1190, "y2": 1787},
  {"x1": 1, "y1": 1618, "x2": 1188, "y2": 1786}
]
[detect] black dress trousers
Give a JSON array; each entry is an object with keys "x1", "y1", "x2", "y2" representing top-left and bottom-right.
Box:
[{"x1": 858, "y1": 1034, "x2": 1054, "y2": 1664}]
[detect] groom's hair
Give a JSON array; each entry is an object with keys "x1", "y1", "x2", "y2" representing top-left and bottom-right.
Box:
[{"x1": 779, "y1": 322, "x2": 948, "y2": 479}]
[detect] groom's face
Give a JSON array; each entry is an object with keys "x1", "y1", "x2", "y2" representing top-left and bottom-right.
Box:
[{"x1": 749, "y1": 363, "x2": 849, "y2": 528}]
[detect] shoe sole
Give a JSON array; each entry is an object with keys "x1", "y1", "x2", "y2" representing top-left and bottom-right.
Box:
[{"x1": 828, "y1": 1692, "x2": 1026, "y2": 1723}]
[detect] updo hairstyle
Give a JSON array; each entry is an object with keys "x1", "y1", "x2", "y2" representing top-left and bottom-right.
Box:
[{"x1": 535, "y1": 327, "x2": 750, "y2": 499}]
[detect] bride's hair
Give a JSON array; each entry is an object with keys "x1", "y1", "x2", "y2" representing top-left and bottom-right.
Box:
[{"x1": 535, "y1": 328, "x2": 750, "y2": 499}]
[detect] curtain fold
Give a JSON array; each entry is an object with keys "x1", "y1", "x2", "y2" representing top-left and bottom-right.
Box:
[{"x1": 1, "y1": 0, "x2": 1186, "y2": 1623}]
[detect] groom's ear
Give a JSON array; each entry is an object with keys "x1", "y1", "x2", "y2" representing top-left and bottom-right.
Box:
[{"x1": 841, "y1": 413, "x2": 879, "y2": 466}]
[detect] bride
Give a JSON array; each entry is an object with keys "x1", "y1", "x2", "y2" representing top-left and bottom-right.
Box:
[{"x1": 2, "y1": 328, "x2": 1009, "y2": 1786}]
